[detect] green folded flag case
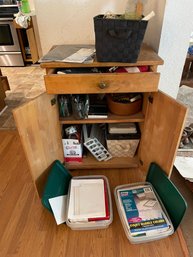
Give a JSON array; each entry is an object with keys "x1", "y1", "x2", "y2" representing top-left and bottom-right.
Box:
[{"x1": 41, "y1": 160, "x2": 72, "y2": 213}]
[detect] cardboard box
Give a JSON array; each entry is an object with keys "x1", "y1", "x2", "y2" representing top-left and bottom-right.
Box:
[
  {"x1": 106, "y1": 123, "x2": 141, "y2": 157},
  {"x1": 62, "y1": 139, "x2": 82, "y2": 162}
]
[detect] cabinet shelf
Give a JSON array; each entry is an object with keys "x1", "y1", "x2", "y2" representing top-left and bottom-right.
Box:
[
  {"x1": 59, "y1": 111, "x2": 145, "y2": 124},
  {"x1": 65, "y1": 154, "x2": 139, "y2": 170}
]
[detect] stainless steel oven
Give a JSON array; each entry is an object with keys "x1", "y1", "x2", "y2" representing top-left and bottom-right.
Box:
[{"x1": 0, "y1": 2, "x2": 24, "y2": 66}]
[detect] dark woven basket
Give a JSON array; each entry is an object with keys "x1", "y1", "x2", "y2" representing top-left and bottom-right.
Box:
[{"x1": 94, "y1": 15, "x2": 148, "y2": 63}]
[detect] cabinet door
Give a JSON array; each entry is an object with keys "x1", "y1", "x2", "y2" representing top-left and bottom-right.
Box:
[
  {"x1": 26, "y1": 27, "x2": 39, "y2": 63},
  {"x1": 13, "y1": 93, "x2": 64, "y2": 197},
  {"x1": 139, "y1": 91, "x2": 187, "y2": 176}
]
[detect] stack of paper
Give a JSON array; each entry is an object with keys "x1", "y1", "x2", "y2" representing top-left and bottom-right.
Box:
[
  {"x1": 39, "y1": 45, "x2": 95, "y2": 63},
  {"x1": 63, "y1": 48, "x2": 95, "y2": 63},
  {"x1": 174, "y1": 156, "x2": 193, "y2": 182},
  {"x1": 68, "y1": 178, "x2": 110, "y2": 223}
]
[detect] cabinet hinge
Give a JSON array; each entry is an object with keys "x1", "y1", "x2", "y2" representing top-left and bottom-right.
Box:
[
  {"x1": 148, "y1": 95, "x2": 153, "y2": 104},
  {"x1": 51, "y1": 98, "x2": 56, "y2": 106}
]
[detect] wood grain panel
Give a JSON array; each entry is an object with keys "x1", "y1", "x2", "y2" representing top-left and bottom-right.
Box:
[
  {"x1": 45, "y1": 72, "x2": 160, "y2": 94},
  {"x1": 26, "y1": 27, "x2": 39, "y2": 63},
  {"x1": 59, "y1": 112, "x2": 145, "y2": 124},
  {"x1": 31, "y1": 15, "x2": 43, "y2": 58},
  {"x1": 65, "y1": 155, "x2": 139, "y2": 170},
  {"x1": 13, "y1": 93, "x2": 64, "y2": 197},
  {"x1": 139, "y1": 91, "x2": 187, "y2": 176}
]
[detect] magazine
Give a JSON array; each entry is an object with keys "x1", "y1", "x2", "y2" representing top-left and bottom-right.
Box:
[{"x1": 117, "y1": 185, "x2": 171, "y2": 237}]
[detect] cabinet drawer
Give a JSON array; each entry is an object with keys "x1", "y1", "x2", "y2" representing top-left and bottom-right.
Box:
[{"x1": 44, "y1": 72, "x2": 160, "y2": 94}]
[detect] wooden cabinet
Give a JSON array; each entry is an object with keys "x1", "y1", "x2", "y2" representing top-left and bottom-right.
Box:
[
  {"x1": 13, "y1": 16, "x2": 40, "y2": 64},
  {"x1": 13, "y1": 44, "x2": 187, "y2": 196},
  {"x1": 180, "y1": 54, "x2": 193, "y2": 88},
  {"x1": 0, "y1": 69, "x2": 10, "y2": 111},
  {"x1": 12, "y1": 45, "x2": 189, "y2": 256}
]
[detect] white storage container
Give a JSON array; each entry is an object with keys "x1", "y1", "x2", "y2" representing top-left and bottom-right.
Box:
[
  {"x1": 66, "y1": 175, "x2": 113, "y2": 230},
  {"x1": 114, "y1": 182, "x2": 174, "y2": 243}
]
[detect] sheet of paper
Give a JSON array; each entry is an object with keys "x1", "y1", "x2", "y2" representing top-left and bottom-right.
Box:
[
  {"x1": 174, "y1": 156, "x2": 193, "y2": 179},
  {"x1": 63, "y1": 48, "x2": 95, "y2": 63},
  {"x1": 49, "y1": 195, "x2": 67, "y2": 225}
]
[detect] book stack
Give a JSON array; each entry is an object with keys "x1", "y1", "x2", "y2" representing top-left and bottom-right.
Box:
[
  {"x1": 87, "y1": 94, "x2": 108, "y2": 119},
  {"x1": 115, "y1": 183, "x2": 174, "y2": 243},
  {"x1": 67, "y1": 177, "x2": 111, "y2": 226}
]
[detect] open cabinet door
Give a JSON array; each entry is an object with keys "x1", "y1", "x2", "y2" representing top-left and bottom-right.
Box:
[
  {"x1": 13, "y1": 93, "x2": 64, "y2": 197},
  {"x1": 139, "y1": 91, "x2": 187, "y2": 177}
]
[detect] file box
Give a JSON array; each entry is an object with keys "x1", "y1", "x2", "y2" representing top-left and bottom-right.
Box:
[
  {"x1": 42, "y1": 161, "x2": 113, "y2": 230},
  {"x1": 114, "y1": 182, "x2": 174, "y2": 243}
]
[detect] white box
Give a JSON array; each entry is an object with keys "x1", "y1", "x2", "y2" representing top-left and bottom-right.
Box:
[{"x1": 62, "y1": 139, "x2": 82, "y2": 162}]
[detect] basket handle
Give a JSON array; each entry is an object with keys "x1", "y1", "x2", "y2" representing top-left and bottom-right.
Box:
[{"x1": 107, "y1": 29, "x2": 132, "y2": 39}]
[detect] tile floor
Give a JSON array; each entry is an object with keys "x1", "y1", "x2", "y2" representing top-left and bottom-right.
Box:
[
  {"x1": 0, "y1": 65, "x2": 45, "y2": 129},
  {"x1": 1, "y1": 65, "x2": 45, "y2": 100}
]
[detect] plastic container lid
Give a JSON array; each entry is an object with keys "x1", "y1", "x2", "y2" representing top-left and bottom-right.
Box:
[
  {"x1": 114, "y1": 182, "x2": 174, "y2": 244},
  {"x1": 41, "y1": 160, "x2": 72, "y2": 213}
]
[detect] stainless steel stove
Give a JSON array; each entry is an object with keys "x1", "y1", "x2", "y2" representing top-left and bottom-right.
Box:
[{"x1": 0, "y1": 0, "x2": 24, "y2": 66}]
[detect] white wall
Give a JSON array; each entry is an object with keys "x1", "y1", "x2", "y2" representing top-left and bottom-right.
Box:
[
  {"x1": 157, "y1": 0, "x2": 193, "y2": 98},
  {"x1": 143, "y1": 0, "x2": 166, "y2": 51},
  {"x1": 33, "y1": 0, "x2": 193, "y2": 98},
  {"x1": 34, "y1": 0, "x2": 124, "y2": 54},
  {"x1": 34, "y1": 0, "x2": 164, "y2": 55},
  {"x1": 28, "y1": 0, "x2": 35, "y2": 11}
]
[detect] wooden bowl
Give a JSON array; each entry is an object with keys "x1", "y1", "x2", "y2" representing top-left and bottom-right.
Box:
[{"x1": 107, "y1": 94, "x2": 142, "y2": 116}]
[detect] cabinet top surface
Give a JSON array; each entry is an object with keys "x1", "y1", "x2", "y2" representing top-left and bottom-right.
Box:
[{"x1": 40, "y1": 44, "x2": 164, "y2": 69}]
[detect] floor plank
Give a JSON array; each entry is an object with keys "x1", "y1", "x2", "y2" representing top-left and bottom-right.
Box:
[{"x1": 0, "y1": 130, "x2": 189, "y2": 257}]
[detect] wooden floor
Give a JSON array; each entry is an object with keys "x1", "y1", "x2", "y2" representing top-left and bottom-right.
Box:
[{"x1": 0, "y1": 130, "x2": 190, "y2": 257}]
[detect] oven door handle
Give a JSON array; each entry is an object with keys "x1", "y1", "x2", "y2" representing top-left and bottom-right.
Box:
[
  {"x1": 0, "y1": 18, "x2": 14, "y2": 21},
  {"x1": 0, "y1": 52, "x2": 22, "y2": 55},
  {"x1": 0, "y1": 5, "x2": 17, "y2": 7}
]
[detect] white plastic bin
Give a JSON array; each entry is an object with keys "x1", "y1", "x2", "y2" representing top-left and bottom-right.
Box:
[
  {"x1": 114, "y1": 182, "x2": 174, "y2": 243},
  {"x1": 66, "y1": 175, "x2": 113, "y2": 230}
]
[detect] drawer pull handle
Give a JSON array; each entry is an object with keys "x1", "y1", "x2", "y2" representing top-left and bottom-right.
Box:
[{"x1": 98, "y1": 82, "x2": 108, "y2": 89}]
